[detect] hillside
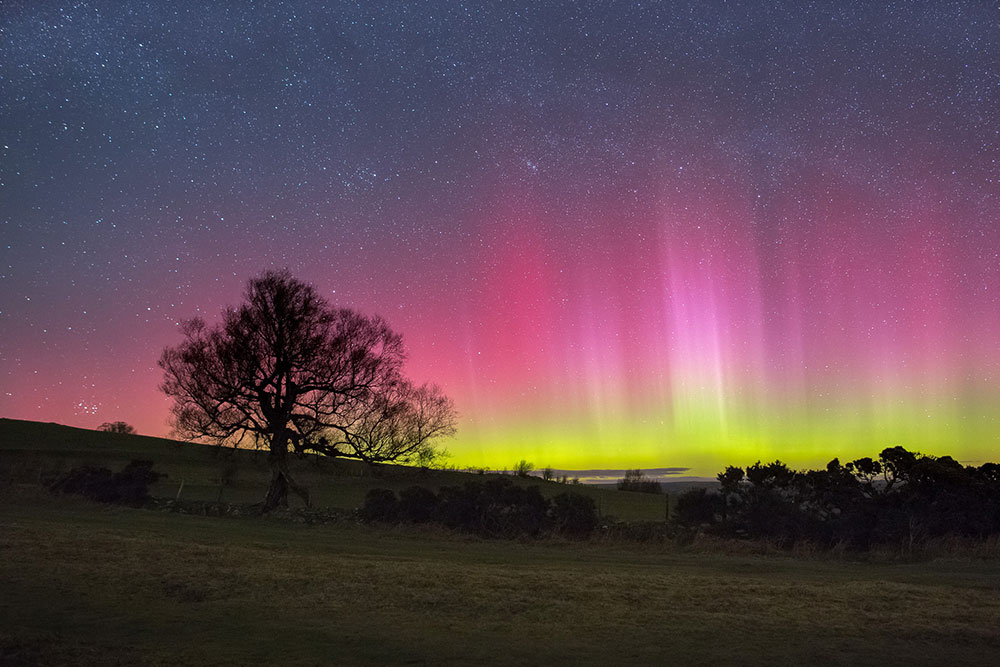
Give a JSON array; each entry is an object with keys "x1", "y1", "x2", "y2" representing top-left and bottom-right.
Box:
[{"x1": 0, "y1": 418, "x2": 669, "y2": 521}]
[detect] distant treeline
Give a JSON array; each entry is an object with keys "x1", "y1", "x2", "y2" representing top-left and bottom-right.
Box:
[
  {"x1": 674, "y1": 447, "x2": 1000, "y2": 549},
  {"x1": 617, "y1": 469, "x2": 663, "y2": 494}
]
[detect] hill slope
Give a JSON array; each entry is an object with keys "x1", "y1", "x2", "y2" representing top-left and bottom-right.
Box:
[{"x1": 0, "y1": 418, "x2": 669, "y2": 520}]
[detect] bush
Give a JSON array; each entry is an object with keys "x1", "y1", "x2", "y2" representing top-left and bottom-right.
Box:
[
  {"x1": 399, "y1": 485, "x2": 439, "y2": 523},
  {"x1": 494, "y1": 482, "x2": 548, "y2": 537},
  {"x1": 359, "y1": 488, "x2": 399, "y2": 523},
  {"x1": 50, "y1": 465, "x2": 114, "y2": 499},
  {"x1": 672, "y1": 448, "x2": 1000, "y2": 551},
  {"x1": 674, "y1": 488, "x2": 721, "y2": 528},
  {"x1": 550, "y1": 492, "x2": 598, "y2": 537},
  {"x1": 437, "y1": 478, "x2": 549, "y2": 538},
  {"x1": 50, "y1": 459, "x2": 163, "y2": 506},
  {"x1": 512, "y1": 460, "x2": 535, "y2": 477},
  {"x1": 359, "y1": 479, "x2": 600, "y2": 540}
]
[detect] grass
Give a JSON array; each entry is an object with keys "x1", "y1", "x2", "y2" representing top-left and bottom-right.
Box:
[
  {"x1": 2, "y1": 488, "x2": 1000, "y2": 666},
  {"x1": 0, "y1": 418, "x2": 670, "y2": 521},
  {"x1": 3, "y1": 419, "x2": 1000, "y2": 664}
]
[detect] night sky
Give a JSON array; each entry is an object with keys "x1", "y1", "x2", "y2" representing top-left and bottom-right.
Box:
[{"x1": 2, "y1": 1, "x2": 998, "y2": 475}]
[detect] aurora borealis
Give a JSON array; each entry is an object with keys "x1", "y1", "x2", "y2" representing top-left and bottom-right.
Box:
[{"x1": 2, "y1": 2, "x2": 998, "y2": 476}]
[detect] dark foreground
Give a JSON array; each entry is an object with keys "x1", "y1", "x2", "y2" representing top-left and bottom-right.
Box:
[{"x1": 2, "y1": 491, "x2": 999, "y2": 666}]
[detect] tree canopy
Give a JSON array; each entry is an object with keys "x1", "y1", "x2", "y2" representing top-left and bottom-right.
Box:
[
  {"x1": 159, "y1": 270, "x2": 456, "y2": 511},
  {"x1": 98, "y1": 421, "x2": 136, "y2": 435},
  {"x1": 675, "y1": 447, "x2": 1000, "y2": 549}
]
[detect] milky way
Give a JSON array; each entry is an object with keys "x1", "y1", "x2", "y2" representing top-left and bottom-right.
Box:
[{"x1": 2, "y1": 1, "x2": 998, "y2": 474}]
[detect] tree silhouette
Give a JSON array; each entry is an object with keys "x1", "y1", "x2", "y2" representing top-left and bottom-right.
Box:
[
  {"x1": 675, "y1": 447, "x2": 1000, "y2": 549},
  {"x1": 512, "y1": 459, "x2": 534, "y2": 477},
  {"x1": 159, "y1": 270, "x2": 456, "y2": 511},
  {"x1": 617, "y1": 469, "x2": 662, "y2": 494},
  {"x1": 305, "y1": 379, "x2": 455, "y2": 465},
  {"x1": 99, "y1": 421, "x2": 136, "y2": 434}
]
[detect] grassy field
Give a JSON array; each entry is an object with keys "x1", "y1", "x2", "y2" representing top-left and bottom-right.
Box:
[
  {"x1": 0, "y1": 418, "x2": 669, "y2": 521},
  {"x1": 3, "y1": 419, "x2": 1000, "y2": 665},
  {"x1": 2, "y1": 488, "x2": 999, "y2": 666}
]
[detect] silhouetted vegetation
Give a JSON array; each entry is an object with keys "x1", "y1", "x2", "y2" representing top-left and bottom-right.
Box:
[
  {"x1": 159, "y1": 270, "x2": 456, "y2": 512},
  {"x1": 438, "y1": 478, "x2": 548, "y2": 537},
  {"x1": 398, "y1": 484, "x2": 439, "y2": 523},
  {"x1": 674, "y1": 447, "x2": 1000, "y2": 550},
  {"x1": 50, "y1": 459, "x2": 163, "y2": 506},
  {"x1": 550, "y1": 492, "x2": 599, "y2": 536},
  {"x1": 674, "y1": 487, "x2": 720, "y2": 527},
  {"x1": 98, "y1": 421, "x2": 136, "y2": 434},
  {"x1": 2, "y1": 419, "x2": 672, "y2": 524},
  {"x1": 360, "y1": 478, "x2": 599, "y2": 539},
  {"x1": 617, "y1": 469, "x2": 663, "y2": 494},
  {"x1": 358, "y1": 488, "x2": 400, "y2": 523},
  {"x1": 512, "y1": 459, "x2": 534, "y2": 477}
]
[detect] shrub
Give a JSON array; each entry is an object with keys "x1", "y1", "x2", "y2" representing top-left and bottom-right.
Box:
[
  {"x1": 357, "y1": 479, "x2": 600, "y2": 541},
  {"x1": 50, "y1": 465, "x2": 114, "y2": 499},
  {"x1": 359, "y1": 488, "x2": 399, "y2": 523},
  {"x1": 399, "y1": 485, "x2": 439, "y2": 523},
  {"x1": 550, "y1": 492, "x2": 598, "y2": 537},
  {"x1": 50, "y1": 459, "x2": 163, "y2": 506},
  {"x1": 495, "y1": 482, "x2": 548, "y2": 537},
  {"x1": 512, "y1": 460, "x2": 535, "y2": 477},
  {"x1": 674, "y1": 488, "x2": 721, "y2": 527},
  {"x1": 674, "y1": 448, "x2": 1000, "y2": 550},
  {"x1": 437, "y1": 478, "x2": 549, "y2": 538},
  {"x1": 114, "y1": 460, "x2": 164, "y2": 504}
]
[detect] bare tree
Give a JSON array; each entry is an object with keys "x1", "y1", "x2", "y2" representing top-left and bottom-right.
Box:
[
  {"x1": 159, "y1": 270, "x2": 456, "y2": 511},
  {"x1": 305, "y1": 381, "x2": 456, "y2": 465},
  {"x1": 513, "y1": 460, "x2": 534, "y2": 477}
]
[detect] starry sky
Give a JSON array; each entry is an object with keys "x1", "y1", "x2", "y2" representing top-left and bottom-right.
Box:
[{"x1": 2, "y1": 1, "x2": 998, "y2": 475}]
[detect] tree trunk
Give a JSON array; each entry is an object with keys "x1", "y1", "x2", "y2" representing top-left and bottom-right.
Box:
[
  {"x1": 262, "y1": 431, "x2": 311, "y2": 512},
  {"x1": 263, "y1": 461, "x2": 289, "y2": 511}
]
